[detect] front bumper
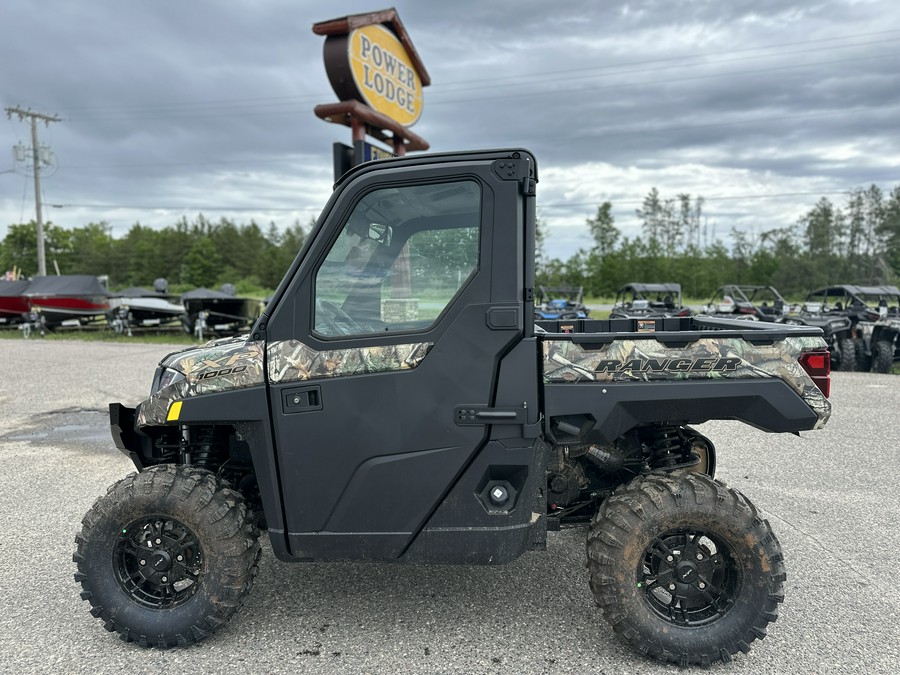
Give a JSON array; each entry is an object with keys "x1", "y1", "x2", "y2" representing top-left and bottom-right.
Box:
[{"x1": 109, "y1": 402, "x2": 149, "y2": 469}]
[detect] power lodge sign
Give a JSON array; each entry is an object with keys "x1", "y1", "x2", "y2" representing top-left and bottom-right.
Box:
[
  {"x1": 314, "y1": 9, "x2": 430, "y2": 177},
  {"x1": 319, "y1": 9, "x2": 428, "y2": 128},
  {"x1": 347, "y1": 24, "x2": 422, "y2": 126}
]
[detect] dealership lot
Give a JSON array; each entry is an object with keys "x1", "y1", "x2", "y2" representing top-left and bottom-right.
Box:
[{"x1": 0, "y1": 339, "x2": 898, "y2": 674}]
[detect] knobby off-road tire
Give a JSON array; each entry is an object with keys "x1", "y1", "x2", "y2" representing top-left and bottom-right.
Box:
[
  {"x1": 854, "y1": 337, "x2": 872, "y2": 372},
  {"x1": 837, "y1": 338, "x2": 857, "y2": 371},
  {"x1": 586, "y1": 472, "x2": 785, "y2": 666},
  {"x1": 872, "y1": 340, "x2": 894, "y2": 374},
  {"x1": 73, "y1": 464, "x2": 261, "y2": 647}
]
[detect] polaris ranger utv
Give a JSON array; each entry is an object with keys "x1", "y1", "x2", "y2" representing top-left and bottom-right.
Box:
[{"x1": 74, "y1": 149, "x2": 832, "y2": 665}]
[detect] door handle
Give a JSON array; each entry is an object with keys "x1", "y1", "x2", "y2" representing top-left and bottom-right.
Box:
[
  {"x1": 282, "y1": 385, "x2": 322, "y2": 414},
  {"x1": 455, "y1": 405, "x2": 526, "y2": 426}
]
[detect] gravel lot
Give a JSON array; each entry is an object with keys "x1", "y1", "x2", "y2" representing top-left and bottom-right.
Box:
[{"x1": 0, "y1": 339, "x2": 898, "y2": 674}]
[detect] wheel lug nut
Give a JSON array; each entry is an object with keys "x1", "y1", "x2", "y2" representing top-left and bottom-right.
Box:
[
  {"x1": 155, "y1": 538, "x2": 161, "y2": 545},
  {"x1": 161, "y1": 576, "x2": 167, "y2": 583},
  {"x1": 698, "y1": 582, "x2": 706, "y2": 589},
  {"x1": 696, "y1": 553, "x2": 703, "y2": 560},
  {"x1": 176, "y1": 555, "x2": 183, "y2": 562},
  {"x1": 666, "y1": 555, "x2": 674, "y2": 562},
  {"x1": 139, "y1": 559, "x2": 146, "y2": 566},
  {"x1": 668, "y1": 583, "x2": 676, "y2": 591}
]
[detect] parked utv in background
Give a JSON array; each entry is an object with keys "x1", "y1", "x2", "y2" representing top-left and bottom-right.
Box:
[
  {"x1": 858, "y1": 285, "x2": 900, "y2": 373},
  {"x1": 74, "y1": 149, "x2": 833, "y2": 666},
  {"x1": 609, "y1": 282, "x2": 691, "y2": 319},
  {"x1": 783, "y1": 311, "x2": 853, "y2": 371},
  {"x1": 703, "y1": 285, "x2": 789, "y2": 322},
  {"x1": 798, "y1": 285, "x2": 898, "y2": 372},
  {"x1": 533, "y1": 285, "x2": 590, "y2": 320}
]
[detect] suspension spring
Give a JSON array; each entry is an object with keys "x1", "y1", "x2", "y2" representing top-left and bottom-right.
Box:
[
  {"x1": 649, "y1": 426, "x2": 684, "y2": 469},
  {"x1": 192, "y1": 427, "x2": 220, "y2": 467}
]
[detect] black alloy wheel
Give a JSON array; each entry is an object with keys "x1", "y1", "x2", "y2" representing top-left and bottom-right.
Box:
[
  {"x1": 639, "y1": 527, "x2": 739, "y2": 627},
  {"x1": 115, "y1": 516, "x2": 204, "y2": 609}
]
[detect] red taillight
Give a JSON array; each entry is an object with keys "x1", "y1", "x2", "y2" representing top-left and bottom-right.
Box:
[{"x1": 799, "y1": 350, "x2": 831, "y2": 398}]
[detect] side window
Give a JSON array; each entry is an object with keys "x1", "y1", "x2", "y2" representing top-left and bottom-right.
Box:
[{"x1": 314, "y1": 180, "x2": 481, "y2": 337}]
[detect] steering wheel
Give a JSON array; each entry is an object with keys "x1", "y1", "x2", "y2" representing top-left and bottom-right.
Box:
[{"x1": 315, "y1": 299, "x2": 364, "y2": 336}]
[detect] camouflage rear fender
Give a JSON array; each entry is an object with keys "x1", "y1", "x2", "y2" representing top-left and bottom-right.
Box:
[{"x1": 542, "y1": 335, "x2": 831, "y2": 428}]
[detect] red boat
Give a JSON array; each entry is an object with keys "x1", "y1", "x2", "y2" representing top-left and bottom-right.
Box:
[
  {"x1": 0, "y1": 279, "x2": 31, "y2": 324},
  {"x1": 22, "y1": 275, "x2": 110, "y2": 327}
]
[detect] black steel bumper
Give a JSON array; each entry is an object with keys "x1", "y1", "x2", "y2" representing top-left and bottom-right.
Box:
[{"x1": 109, "y1": 402, "x2": 148, "y2": 469}]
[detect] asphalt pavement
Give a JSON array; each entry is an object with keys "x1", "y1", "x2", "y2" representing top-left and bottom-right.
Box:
[{"x1": 0, "y1": 339, "x2": 898, "y2": 674}]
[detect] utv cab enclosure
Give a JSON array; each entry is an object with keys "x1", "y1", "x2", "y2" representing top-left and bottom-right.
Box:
[{"x1": 75, "y1": 149, "x2": 833, "y2": 665}]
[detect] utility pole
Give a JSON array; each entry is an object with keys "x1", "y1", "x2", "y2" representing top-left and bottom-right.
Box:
[{"x1": 5, "y1": 106, "x2": 61, "y2": 276}]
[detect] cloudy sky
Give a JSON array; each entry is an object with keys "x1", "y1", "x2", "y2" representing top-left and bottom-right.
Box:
[{"x1": 2, "y1": 0, "x2": 899, "y2": 262}]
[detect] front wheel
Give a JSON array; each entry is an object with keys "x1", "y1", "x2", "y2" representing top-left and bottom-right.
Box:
[
  {"x1": 837, "y1": 338, "x2": 857, "y2": 371},
  {"x1": 587, "y1": 472, "x2": 785, "y2": 665},
  {"x1": 73, "y1": 465, "x2": 261, "y2": 647}
]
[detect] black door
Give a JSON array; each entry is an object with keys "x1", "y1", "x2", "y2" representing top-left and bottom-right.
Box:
[{"x1": 265, "y1": 154, "x2": 530, "y2": 560}]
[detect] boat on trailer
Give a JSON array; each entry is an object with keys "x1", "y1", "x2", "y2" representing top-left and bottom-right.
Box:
[
  {"x1": 108, "y1": 282, "x2": 186, "y2": 333},
  {"x1": 0, "y1": 279, "x2": 31, "y2": 325},
  {"x1": 21, "y1": 275, "x2": 110, "y2": 328},
  {"x1": 180, "y1": 286, "x2": 262, "y2": 338}
]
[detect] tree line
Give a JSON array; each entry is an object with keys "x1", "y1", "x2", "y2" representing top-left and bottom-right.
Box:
[
  {"x1": 537, "y1": 184, "x2": 900, "y2": 299},
  {"x1": 0, "y1": 216, "x2": 308, "y2": 293},
  {"x1": 2, "y1": 183, "x2": 899, "y2": 299}
]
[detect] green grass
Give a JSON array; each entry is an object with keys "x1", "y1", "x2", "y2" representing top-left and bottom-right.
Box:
[{"x1": 0, "y1": 327, "x2": 196, "y2": 345}]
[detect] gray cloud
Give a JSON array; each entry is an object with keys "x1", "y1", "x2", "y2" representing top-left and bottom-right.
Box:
[{"x1": 2, "y1": 0, "x2": 899, "y2": 262}]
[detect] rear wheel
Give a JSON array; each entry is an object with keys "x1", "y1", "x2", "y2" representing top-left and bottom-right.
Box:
[
  {"x1": 73, "y1": 465, "x2": 261, "y2": 647},
  {"x1": 872, "y1": 340, "x2": 894, "y2": 374},
  {"x1": 587, "y1": 472, "x2": 785, "y2": 665},
  {"x1": 837, "y1": 338, "x2": 856, "y2": 371}
]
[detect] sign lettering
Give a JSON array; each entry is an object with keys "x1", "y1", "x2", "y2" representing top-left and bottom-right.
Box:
[{"x1": 349, "y1": 24, "x2": 423, "y2": 126}]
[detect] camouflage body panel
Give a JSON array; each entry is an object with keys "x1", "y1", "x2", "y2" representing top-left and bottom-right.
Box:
[
  {"x1": 137, "y1": 337, "x2": 432, "y2": 426},
  {"x1": 874, "y1": 317, "x2": 900, "y2": 331},
  {"x1": 267, "y1": 339, "x2": 432, "y2": 383},
  {"x1": 137, "y1": 338, "x2": 266, "y2": 426},
  {"x1": 542, "y1": 335, "x2": 831, "y2": 427}
]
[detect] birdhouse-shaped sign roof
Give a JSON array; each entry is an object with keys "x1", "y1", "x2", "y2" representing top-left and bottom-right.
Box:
[{"x1": 314, "y1": 7, "x2": 430, "y2": 127}]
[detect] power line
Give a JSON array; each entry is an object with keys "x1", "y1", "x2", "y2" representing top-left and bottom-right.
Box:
[
  {"x1": 48, "y1": 202, "x2": 318, "y2": 213},
  {"x1": 539, "y1": 190, "x2": 857, "y2": 211},
  {"x1": 51, "y1": 100, "x2": 899, "y2": 174},
  {"x1": 50, "y1": 188, "x2": 874, "y2": 215},
  {"x1": 437, "y1": 28, "x2": 900, "y2": 88},
  {"x1": 435, "y1": 37, "x2": 900, "y2": 94},
  {"x1": 428, "y1": 52, "x2": 900, "y2": 106},
  {"x1": 51, "y1": 30, "x2": 900, "y2": 122}
]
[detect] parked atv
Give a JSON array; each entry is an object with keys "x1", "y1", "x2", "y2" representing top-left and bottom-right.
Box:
[
  {"x1": 534, "y1": 285, "x2": 590, "y2": 320},
  {"x1": 703, "y1": 285, "x2": 789, "y2": 322},
  {"x1": 609, "y1": 282, "x2": 692, "y2": 319},
  {"x1": 858, "y1": 286, "x2": 900, "y2": 373},
  {"x1": 800, "y1": 285, "x2": 896, "y2": 372}
]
